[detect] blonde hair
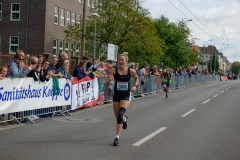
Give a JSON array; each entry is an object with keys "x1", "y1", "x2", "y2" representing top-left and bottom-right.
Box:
[
  {"x1": 130, "y1": 62, "x2": 135, "y2": 68},
  {"x1": 100, "y1": 62, "x2": 104, "y2": 67},
  {"x1": 119, "y1": 52, "x2": 128, "y2": 61},
  {"x1": 62, "y1": 62, "x2": 69, "y2": 66}
]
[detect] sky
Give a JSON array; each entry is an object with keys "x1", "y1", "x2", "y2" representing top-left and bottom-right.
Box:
[{"x1": 142, "y1": 0, "x2": 240, "y2": 63}]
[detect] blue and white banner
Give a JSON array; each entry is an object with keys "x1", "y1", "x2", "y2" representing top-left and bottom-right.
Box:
[{"x1": 0, "y1": 78, "x2": 71, "y2": 114}]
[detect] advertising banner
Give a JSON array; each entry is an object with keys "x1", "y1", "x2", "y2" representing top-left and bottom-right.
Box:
[
  {"x1": 0, "y1": 78, "x2": 71, "y2": 114},
  {"x1": 71, "y1": 77, "x2": 98, "y2": 110}
]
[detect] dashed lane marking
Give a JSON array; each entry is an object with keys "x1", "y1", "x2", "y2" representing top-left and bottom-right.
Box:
[
  {"x1": 181, "y1": 109, "x2": 196, "y2": 117},
  {"x1": 203, "y1": 99, "x2": 211, "y2": 104},
  {"x1": 220, "y1": 91, "x2": 224, "y2": 93},
  {"x1": 132, "y1": 127, "x2": 167, "y2": 147},
  {"x1": 213, "y1": 94, "x2": 219, "y2": 97}
]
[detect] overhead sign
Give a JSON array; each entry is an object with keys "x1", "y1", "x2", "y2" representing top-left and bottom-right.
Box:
[{"x1": 107, "y1": 43, "x2": 118, "y2": 61}]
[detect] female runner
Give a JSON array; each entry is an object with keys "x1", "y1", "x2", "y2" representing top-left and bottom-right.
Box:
[{"x1": 105, "y1": 52, "x2": 139, "y2": 146}]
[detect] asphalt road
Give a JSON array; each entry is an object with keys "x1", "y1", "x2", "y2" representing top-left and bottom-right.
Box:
[{"x1": 1, "y1": 80, "x2": 240, "y2": 160}]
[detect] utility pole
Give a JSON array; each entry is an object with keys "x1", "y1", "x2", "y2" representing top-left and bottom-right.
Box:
[{"x1": 81, "y1": 0, "x2": 87, "y2": 59}]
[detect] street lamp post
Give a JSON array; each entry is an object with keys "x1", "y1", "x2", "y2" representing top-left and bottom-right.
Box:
[{"x1": 92, "y1": 11, "x2": 99, "y2": 59}]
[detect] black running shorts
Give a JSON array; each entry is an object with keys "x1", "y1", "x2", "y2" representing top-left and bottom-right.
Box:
[
  {"x1": 162, "y1": 82, "x2": 170, "y2": 88},
  {"x1": 113, "y1": 92, "x2": 131, "y2": 102}
]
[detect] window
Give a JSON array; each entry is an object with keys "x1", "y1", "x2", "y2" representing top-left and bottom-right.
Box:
[
  {"x1": 65, "y1": 42, "x2": 69, "y2": 53},
  {"x1": 88, "y1": 0, "x2": 91, "y2": 7},
  {"x1": 59, "y1": 40, "x2": 63, "y2": 54},
  {"x1": 9, "y1": 36, "x2": 19, "y2": 54},
  {"x1": 53, "y1": 39, "x2": 57, "y2": 55},
  {"x1": 61, "y1": 9, "x2": 65, "y2": 26},
  {"x1": 77, "y1": 14, "x2": 81, "y2": 28},
  {"x1": 54, "y1": 7, "x2": 59, "y2": 24},
  {"x1": 72, "y1": 13, "x2": 76, "y2": 27},
  {"x1": 71, "y1": 43, "x2": 74, "y2": 56},
  {"x1": 11, "y1": 3, "x2": 20, "y2": 21},
  {"x1": 0, "y1": 3, "x2": 2, "y2": 21},
  {"x1": 67, "y1": 11, "x2": 70, "y2": 26},
  {"x1": 76, "y1": 45, "x2": 80, "y2": 56},
  {"x1": 92, "y1": 0, "x2": 94, "y2": 8}
]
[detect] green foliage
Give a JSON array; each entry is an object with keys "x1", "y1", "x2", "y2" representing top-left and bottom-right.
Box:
[
  {"x1": 154, "y1": 16, "x2": 196, "y2": 68},
  {"x1": 231, "y1": 62, "x2": 240, "y2": 75},
  {"x1": 64, "y1": 0, "x2": 166, "y2": 67},
  {"x1": 207, "y1": 54, "x2": 220, "y2": 72}
]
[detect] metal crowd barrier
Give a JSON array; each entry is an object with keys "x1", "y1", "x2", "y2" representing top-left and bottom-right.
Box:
[
  {"x1": 98, "y1": 74, "x2": 221, "y2": 104},
  {"x1": 0, "y1": 74, "x2": 221, "y2": 125}
]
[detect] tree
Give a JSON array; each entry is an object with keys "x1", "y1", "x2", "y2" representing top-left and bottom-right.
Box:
[
  {"x1": 207, "y1": 53, "x2": 220, "y2": 72},
  {"x1": 64, "y1": 0, "x2": 166, "y2": 66},
  {"x1": 231, "y1": 62, "x2": 240, "y2": 75},
  {"x1": 154, "y1": 16, "x2": 194, "y2": 68}
]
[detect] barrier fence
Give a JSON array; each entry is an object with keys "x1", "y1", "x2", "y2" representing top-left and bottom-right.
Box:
[{"x1": 0, "y1": 75, "x2": 221, "y2": 125}]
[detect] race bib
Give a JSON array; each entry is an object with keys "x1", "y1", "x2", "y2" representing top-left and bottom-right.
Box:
[
  {"x1": 117, "y1": 82, "x2": 128, "y2": 91},
  {"x1": 163, "y1": 79, "x2": 168, "y2": 83}
]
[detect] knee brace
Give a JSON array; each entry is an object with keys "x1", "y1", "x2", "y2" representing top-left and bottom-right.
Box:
[{"x1": 117, "y1": 107, "x2": 126, "y2": 124}]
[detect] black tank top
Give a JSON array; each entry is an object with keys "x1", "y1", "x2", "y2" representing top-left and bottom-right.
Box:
[{"x1": 114, "y1": 67, "x2": 131, "y2": 92}]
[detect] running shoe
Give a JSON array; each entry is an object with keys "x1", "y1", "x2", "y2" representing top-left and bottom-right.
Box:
[
  {"x1": 166, "y1": 95, "x2": 168, "y2": 98},
  {"x1": 113, "y1": 138, "x2": 119, "y2": 146},
  {"x1": 123, "y1": 116, "x2": 128, "y2": 129}
]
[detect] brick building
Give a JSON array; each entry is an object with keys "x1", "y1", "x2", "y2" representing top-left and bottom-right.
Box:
[{"x1": 0, "y1": 0, "x2": 94, "y2": 57}]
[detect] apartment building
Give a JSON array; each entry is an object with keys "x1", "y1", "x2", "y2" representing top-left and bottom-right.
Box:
[{"x1": 0, "y1": 0, "x2": 94, "y2": 57}]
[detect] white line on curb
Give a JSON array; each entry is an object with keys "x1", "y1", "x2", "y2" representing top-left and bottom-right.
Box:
[
  {"x1": 220, "y1": 91, "x2": 224, "y2": 93},
  {"x1": 203, "y1": 99, "x2": 211, "y2": 104},
  {"x1": 181, "y1": 109, "x2": 196, "y2": 117},
  {"x1": 132, "y1": 127, "x2": 167, "y2": 147},
  {"x1": 214, "y1": 94, "x2": 219, "y2": 97}
]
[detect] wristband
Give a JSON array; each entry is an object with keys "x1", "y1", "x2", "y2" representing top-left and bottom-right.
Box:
[{"x1": 134, "y1": 85, "x2": 137, "y2": 87}]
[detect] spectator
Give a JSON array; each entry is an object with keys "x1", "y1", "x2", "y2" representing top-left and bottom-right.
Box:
[
  {"x1": 0, "y1": 66, "x2": 8, "y2": 80},
  {"x1": 86, "y1": 62, "x2": 95, "y2": 79},
  {"x1": 92, "y1": 58, "x2": 98, "y2": 69},
  {"x1": 73, "y1": 61, "x2": 91, "y2": 80},
  {"x1": 40, "y1": 60, "x2": 54, "y2": 82},
  {"x1": 27, "y1": 56, "x2": 41, "y2": 81},
  {"x1": 82, "y1": 56, "x2": 89, "y2": 65},
  {"x1": 141, "y1": 65, "x2": 149, "y2": 76},
  {"x1": 105, "y1": 63, "x2": 113, "y2": 75},
  {"x1": 36, "y1": 54, "x2": 43, "y2": 69},
  {"x1": 99, "y1": 62, "x2": 105, "y2": 72},
  {"x1": 149, "y1": 65, "x2": 160, "y2": 76},
  {"x1": 101, "y1": 57, "x2": 107, "y2": 68},
  {"x1": 56, "y1": 52, "x2": 68, "y2": 70},
  {"x1": 174, "y1": 68, "x2": 179, "y2": 76},
  {"x1": 135, "y1": 63, "x2": 141, "y2": 76},
  {"x1": 181, "y1": 69, "x2": 187, "y2": 75},
  {"x1": 58, "y1": 62, "x2": 73, "y2": 81},
  {"x1": 141, "y1": 62, "x2": 147, "y2": 69},
  {"x1": 47, "y1": 57, "x2": 63, "y2": 78},
  {"x1": 130, "y1": 62, "x2": 135, "y2": 69},
  {"x1": 158, "y1": 62, "x2": 163, "y2": 72},
  {"x1": 7, "y1": 54, "x2": 35, "y2": 78}
]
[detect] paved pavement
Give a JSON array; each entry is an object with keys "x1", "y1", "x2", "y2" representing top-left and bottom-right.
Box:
[{"x1": 1, "y1": 80, "x2": 240, "y2": 160}]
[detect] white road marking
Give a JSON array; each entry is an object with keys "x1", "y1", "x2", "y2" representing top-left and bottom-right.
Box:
[
  {"x1": 225, "y1": 88, "x2": 228, "y2": 90},
  {"x1": 203, "y1": 99, "x2": 211, "y2": 104},
  {"x1": 214, "y1": 94, "x2": 219, "y2": 97},
  {"x1": 132, "y1": 127, "x2": 167, "y2": 147},
  {"x1": 181, "y1": 109, "x2": 196, "y2": 117},
  {"x1": 220, "y1": 91, "x2": 224, "y2": 93}
]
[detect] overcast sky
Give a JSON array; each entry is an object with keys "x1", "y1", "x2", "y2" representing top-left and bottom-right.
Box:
[{"x1": 142, "y1": 0, "x2": 240, "y2": 63}]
